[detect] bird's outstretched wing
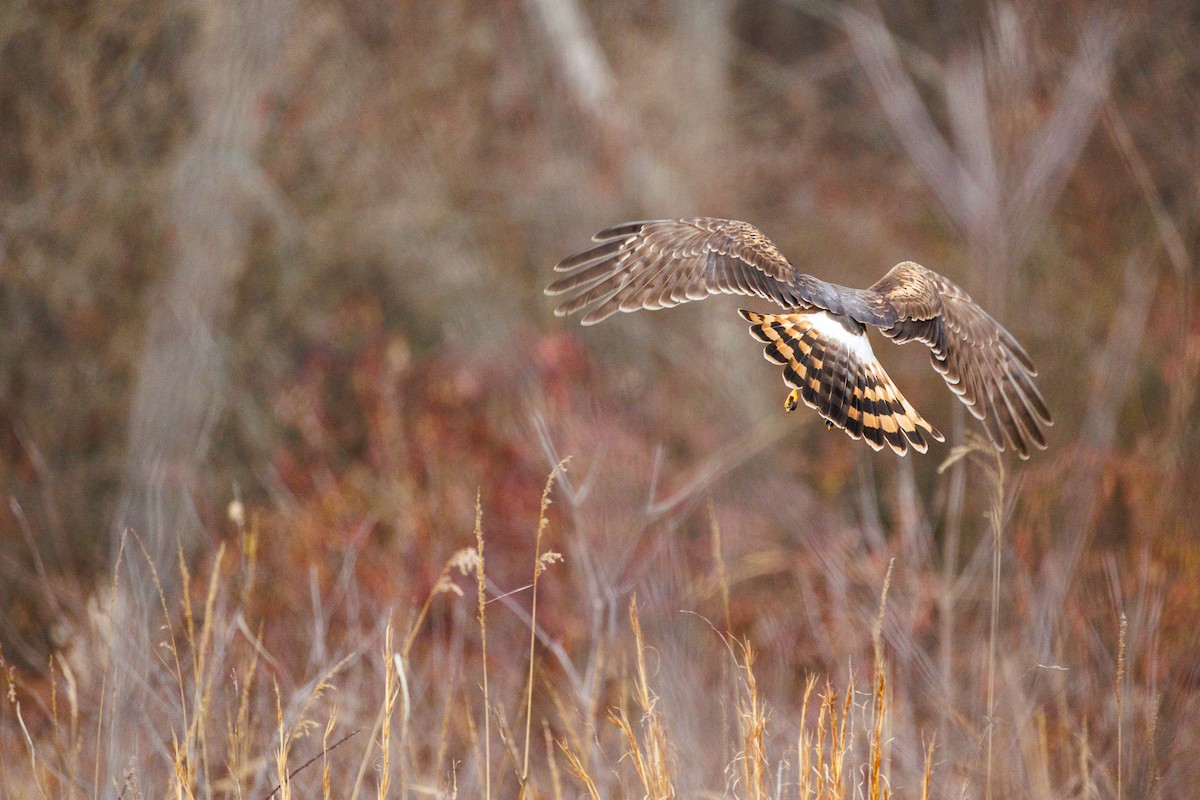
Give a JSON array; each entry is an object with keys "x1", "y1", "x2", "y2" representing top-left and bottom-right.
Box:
[
  {"x1": 866, "y1": 262, "x2": 1052, "y2": 458},
  {"x1": 545, "y1": 218, "x2": 814, "y2": 324}
]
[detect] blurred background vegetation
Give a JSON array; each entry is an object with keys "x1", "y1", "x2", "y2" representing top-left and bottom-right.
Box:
[{"x1": 1, "y1": 0, "x2": 1199, "y2": 797}]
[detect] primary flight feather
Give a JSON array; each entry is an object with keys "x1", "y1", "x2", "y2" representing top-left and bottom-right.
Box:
[{"x1": 546, "y1": 217, "x2": 1051, "y2": 458}]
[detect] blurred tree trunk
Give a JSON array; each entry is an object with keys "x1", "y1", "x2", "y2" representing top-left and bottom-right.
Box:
[{"x1": 105, "y1": 0, "x2": 292, "y2": 789}]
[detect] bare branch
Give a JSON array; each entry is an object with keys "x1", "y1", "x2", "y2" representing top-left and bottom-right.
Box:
[
  {"x1": 838, "y1": 2, "x2": 974, "y2": 228},
  {"x1": 945, "y1": 48, "x2": 1001, "y2": 246},
  {"x1": 1007, "y1": 12, "x2": 1123, "y2": 263}
]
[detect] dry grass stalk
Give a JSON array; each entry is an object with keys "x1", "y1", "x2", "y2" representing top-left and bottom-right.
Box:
[
  {"x1": 609, "y1": 596, "x2": 675, "y2": 799},
  {"x1": 798, "y1": 677, "x2": 856, "y2": 800},
  {"x1": 322, "y1": 711, "x2": 336, "y2": 800},
  {"x1": 870, "y1": 559, "x2": 896, "y2": 800},
  {"x1": 487, "y1": 698, "x2": 527, "y2": 790},
  {"x1": 1116, "y1": 612, "x2": 1127, "y2": 800},
  {"x1": 542, "y1": 721, "x2": 563, "y2": 800},
  {"x1": 226, "y1": 619, "x2": 263, "y2": 796},
  {"x1": 920, "y1": 734, "x2": 935, "y2": 800},
  {"x1": 188, "y1": 542, "x2": 225, "y2": 792},
  {"x1": 558, "y1": 740, "x2": 602, "y2": 800},
  {"x1": 402, "y1": 546, "x2": 479, "y2": 661},
  {"x1": 2, "y1": 651, "x2": 47, "y2": 800},
  {"x1": 272, "y1": 680, "x2": 293, "y2": 800},
  {"x1": 378, "y1": 623, "x2": 398, "y2": 799},
  {"x1": 475, "y1": 492, "x2": 492, "y2": 800},
  {"x1": 121, "y1": 532, "x2": 195, "y2": 796},
  {"x1": 545, "y1": 678, "x2": 589, "y2": 781},
  {"x1": 868, "y1": 670, "x2": 889, "y2": 800},
  {"x1": 522, "y1": 459, "x2": 568, "y2": 792},
  {"x1": 737, "y1": 641, "x2": 767, "y2": 800},
  {"x1": 266, "y1": 650, "x2": 353, "y2": 800},
  {"x1": 797, "y1": 675, "x2": 818, "y2": 799},
  {"x1": 47, "y1": 654, "x2": 77, "y2": 792}
]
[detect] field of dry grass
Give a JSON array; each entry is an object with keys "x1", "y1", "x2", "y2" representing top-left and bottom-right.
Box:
[
  {"x1": 0, "y1": 435, "x2": 1187, "y2": 798},
  {"x1": 2, "y1": 0, "x2": 1199, "y2": 797}
]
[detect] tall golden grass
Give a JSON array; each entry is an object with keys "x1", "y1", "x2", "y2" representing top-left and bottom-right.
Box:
[{"x1": 1, "y1": 456, "x2": 1159, "y2": 799}]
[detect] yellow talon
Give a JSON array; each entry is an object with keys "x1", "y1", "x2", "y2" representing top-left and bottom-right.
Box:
[{"x1": 784, "y1": 389, "x2": 800, "y2": 413}]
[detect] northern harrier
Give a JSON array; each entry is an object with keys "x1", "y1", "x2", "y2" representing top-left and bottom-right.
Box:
[{"x1": 545, "y1": 218, "x2": 1051, "y2": 458}]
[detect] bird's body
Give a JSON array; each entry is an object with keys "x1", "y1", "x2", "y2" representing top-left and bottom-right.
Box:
[{"x1": 546, "y1": 217, "x2": 1051, "y2": 458}]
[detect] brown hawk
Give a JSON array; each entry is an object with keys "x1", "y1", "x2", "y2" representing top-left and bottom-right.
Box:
[{"x1": 545, "y1": 218, "x2": 1051, "y2": 458}]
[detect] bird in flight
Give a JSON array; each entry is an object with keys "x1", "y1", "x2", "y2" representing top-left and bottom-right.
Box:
[{"x1": 545, "y1": 218, "x2": 1051, "y2": 458}]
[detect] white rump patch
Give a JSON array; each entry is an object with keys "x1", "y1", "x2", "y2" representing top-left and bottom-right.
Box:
[{"x1": 806, "y1": 311, "x2": 876, "y2": 363}]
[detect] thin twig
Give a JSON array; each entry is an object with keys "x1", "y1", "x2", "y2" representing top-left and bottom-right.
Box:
[{"x1": 262, "y1": 728, "x2": 361, "y2": 800}]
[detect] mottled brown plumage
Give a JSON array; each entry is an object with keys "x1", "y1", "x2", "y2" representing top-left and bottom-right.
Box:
[{"x1": 546, "y1": 218, "x2": 1051, "y2": 458}]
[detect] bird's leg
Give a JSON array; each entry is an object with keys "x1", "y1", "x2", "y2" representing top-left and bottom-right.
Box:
[{"x1": 784, "y1": 389, "x2": 800, "y2": 413}]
